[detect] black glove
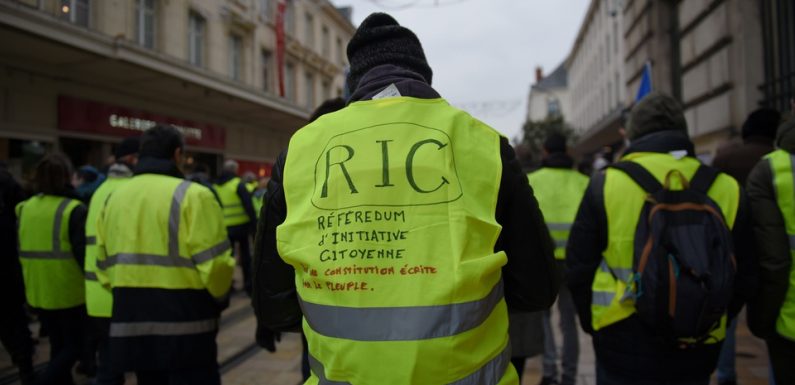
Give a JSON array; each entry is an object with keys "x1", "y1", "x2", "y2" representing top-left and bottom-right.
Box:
[{"x1": 256, "y1": 325, "x2": 280, "y2": 352}]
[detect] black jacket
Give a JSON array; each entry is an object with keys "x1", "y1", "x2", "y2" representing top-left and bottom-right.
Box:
[
  {"x1": 253, "y1": 64, "x2": 559, "y2": 336},
  {"x1": 746, "y1": 120, "x2": 795, "y2": 340},
  {"x1": 1, "y1": 169, "x2": 26, "y2": 307},
  {"x1": 566, "y1": 131, "x2": 756, "y2": 381}
]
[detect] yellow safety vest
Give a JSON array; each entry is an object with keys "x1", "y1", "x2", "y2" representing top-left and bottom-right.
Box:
[
  {"x1": 17, "y1": 195, "x2": 85, "y2": 310},
  {"x1": 96, "y1": 174, "x2": 235, "y2": 338},
  {"x1": 279, "y1": 97, "x2": 518, "y2": 385},
  {"x1": 764, "y1": 149, "x2": 795, "y2": 341},
  {"x1": 85, "y1": 176, "x2": 130, "y2": 318},
  {"x1": 592, "y1": 152, "x2": 739, "y2": 343},
  {"x1": 214, "y1": 177, "x2": 249, "y2": 227},
  {"x1": 527, "y1": 167, "x2": 589, "y2": 260}
]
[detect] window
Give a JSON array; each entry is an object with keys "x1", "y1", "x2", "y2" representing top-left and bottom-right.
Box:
[
  {"x1": 547, "y1": 98, "x2": 561, "y2": 118},
  {"x1": 60, "y1": 0, "x2": 90, "y2": 27},
  {"x1": 322, "y1": 26, "x2": 330, "y2": 57},
  {"x1": 188, "y1": 12, "x2": 205, "y2": 67},
  {"x1": 322, "y1": 80, "x2": 331, "y2": 101},
  {"x1": 336, "y1": 37, "x2": 344, "y2": 66},
  {"x1": 304, "y1": 13, "x2": 315, "y2": 49},
  {"x1": 606, "y1": 35, "x2": 610, "y2": 64},
  {"x1": 135, "y1": 0, "x2": 156, "y2": 49},
  {"x1": 613, "y1": 21, "x2": 618, "y2": 54},
  {"x1": 285, "y1": 63, "x2": 295, "y2": 101},
  {"x1": 285, "y1": 0, "x2": 295, "y2": 35},
  {"x1": 305, "y1": 72, "x2": 315, "y2": 109},
  {"x1": 229, "y1": 34, "x2": 242, "y2": 81},
  {"x1": 260, "y1": 0, "x2": 270, "y2": 20},
  {"x1": 261, "y1": 50, "x2": 272, "y2": 92}
]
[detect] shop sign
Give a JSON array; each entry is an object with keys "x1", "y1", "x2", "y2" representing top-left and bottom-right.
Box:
[{"x1": 58, "y1": 95, "x2": 225, "y2": 150}]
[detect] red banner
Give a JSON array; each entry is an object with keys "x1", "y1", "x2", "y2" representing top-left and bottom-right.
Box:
[
  {"x1": 57, "y1": 95, "x2": 225, "y2": 150},
  {"x1": 276, "y1": 0, "x2": 286, "y2": 98}
]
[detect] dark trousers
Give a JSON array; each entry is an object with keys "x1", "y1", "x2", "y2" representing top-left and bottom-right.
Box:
[
  {"x1": 136, "y1": 365, "x2": 221, "y2": 385},
  {"x1": 596, "y1": 363, "x2": 709, "y2": 385},
  {"x1": 768, "y1": 334, "x2": 795, "y2": 385},
  {"x1": 0, "y1": 301, "x2": 34, "y2": 382},
  {"x1": 36, "y1": 306, "x2": 86, "y2": 385},
  {"x1": 227, "y1": 224, "x2": 252, "y2": 295},
  {"x1": 90, "y1": 317, "x2": 125, "y2": 385},
  {"x1": 301, "y1": 333, "x2": 310, "y2": 381},
  {"x1": 510, "y1": 357, "x2": 526, "y2": 380}
]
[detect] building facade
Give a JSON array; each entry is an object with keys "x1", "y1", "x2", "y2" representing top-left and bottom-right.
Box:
[
  {"x1": 0, "y1": 0, "x2": 355, "y2": 183},
  {"x1": 566, "y1": 0, "x2": 626, "y2": 155},
  {"x1": 526, "y1": 64, "x2": 570, "y2": 123}
]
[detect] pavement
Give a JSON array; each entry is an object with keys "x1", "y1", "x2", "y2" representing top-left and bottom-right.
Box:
[{"x1": 0, "y1": 296, "x2": 775, "y2": 385}]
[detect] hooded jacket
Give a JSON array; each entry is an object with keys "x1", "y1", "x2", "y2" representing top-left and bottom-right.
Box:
[
  {"x1": 566, "y1": 116, "x2": 756, "y2": 380},
  {"x1": 746, "y1": 120, "x2": 795, "y2": 339},
  {"x1": 252, "y1": 64, "x2": 560, "y2": 339}
]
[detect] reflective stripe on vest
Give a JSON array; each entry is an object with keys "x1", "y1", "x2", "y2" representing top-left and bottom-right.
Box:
[
  {"x1": 527, "y1": 168, "x2": 589, "y2": 260},
  {"x1": 17, "y1": 195, "x2": 84, "y2": 309},
  {"x1": 592, "y1": 152, "x2": 739, "y2": 343},
  {"x1": 765, "y1": 150, "x2": 795, "y2": 341},
  {"x1": 280, "y1": 97, "x2": 517, "y2": 385},
  {"x1": 109, "y1": 318, "x2": 218, "y2": 337},
  {"x1": 214, "y1": 177, "x2": 249, "y2": 227}
]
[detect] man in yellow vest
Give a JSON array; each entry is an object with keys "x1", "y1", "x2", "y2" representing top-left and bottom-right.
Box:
[
  {"x1": 252, "y1": 13, "x2": 559, "y2": 384},
  {"x1": 214, "y1": 160, "x2": 257, "y2": 295},
  {"x1": 84, "y1": 136, "x2": 139, "y2": 385},
  {"x1": 526, "y1": 134, "x2": 588, "y2": 385},
  {"x1": 95, "y1": 125, "x2": 235, "y2": 385},
  {"x1": 567, "y1": 92, "x2": 756, "y2": 385},
  {"x1": 17, "y1": 153, "x2": 88, "y2": 385},
  {"x1": 746, "y1": 118, "x2": 795, "y2": 385}
]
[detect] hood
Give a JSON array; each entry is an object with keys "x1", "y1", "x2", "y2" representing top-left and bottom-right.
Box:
[
  {"x1": 626, "y1": 92, "x2": 688, "y2": 141},
  {"x1": 775, "y1": 119, "x2": 795, "y2": 153},
  {"x1": 349, "y1": 64, "x2": 440, "y2": 103},
  {"x1": 623, "y1": 130, "x2": 695, "y2": 158}
]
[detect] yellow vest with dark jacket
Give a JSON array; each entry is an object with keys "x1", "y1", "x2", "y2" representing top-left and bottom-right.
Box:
[
  {"x1": 214, "y1": 177, "x2": 249, "y2": 227},
  {"x1": 278, "y1": 97, "x2": 518, "y2": 385},
  {"x1": 591, "y1": 152, "x2": 739, "y2": 343},
  {"x1": 763, "y1": 149, "x2": 795, "y2": 341},
  {"x1": 527, "y1": 167, "x2": 589, "y2": 260},
  {"x1": 17, "y1": 195, "x2": 85, "y2": 309}
]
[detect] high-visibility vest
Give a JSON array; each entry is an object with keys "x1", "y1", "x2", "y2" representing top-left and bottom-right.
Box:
[
  {"x1": 96, "y1": 174, "x2": 234, "y2": 352},
  {"x1": 591, "y1": 152, "x2": 739, "y2": 343},
  {"x1": 279, "y1": 97, "x2": 517, "y2": 385},
  {"x1": 527, "y1": 167, "x2": 589, "y2": 260},
  {"x1": 17, "y1": 195, "x2": 85, "y2": 310},
  {"x1": 214, "y1": 177, "x2": 249, "y2": 227},
  {"x1": 764, "y1": 149, "x2": 795, "y2": 341},
  {"x1": 252, "y1": 190, "x2": 265, "y2": 218},
  {"x1": 85, "y1": 176, "x2": 130, "y2": 318}
]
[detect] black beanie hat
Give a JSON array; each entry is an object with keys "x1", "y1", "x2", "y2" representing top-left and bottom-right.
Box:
[
  {"x1": 742, "y1": 108, "x2": 781, "y2": 140},
  {"x1": 115, "y1": 136, "x2": 140, "y2": 159},
  {"x1": 346, "y1": 13, "x2": 432, "y2": 94},
  {"x1": 543, "y1": 133, "x2": 567, "y2": 154}
]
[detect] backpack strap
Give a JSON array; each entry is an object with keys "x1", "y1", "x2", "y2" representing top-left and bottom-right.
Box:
[
  {"x1": 689, "y1": 165, "x2": 720, "y2": 194},
  {"x1": 610, "y1": 161, "x2": 663, "y2": 193}
]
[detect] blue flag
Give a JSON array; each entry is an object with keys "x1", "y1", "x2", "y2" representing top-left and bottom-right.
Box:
[{"x1": 635, "y1": 62, "x2": 652, "y2": 102}]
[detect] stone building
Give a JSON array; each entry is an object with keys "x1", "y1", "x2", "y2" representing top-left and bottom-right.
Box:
[{"x1": 0, "y1": 0, "x2": 355, "y2": 181}]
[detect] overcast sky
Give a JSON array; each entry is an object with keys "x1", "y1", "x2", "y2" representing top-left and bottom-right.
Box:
[{"x1": 329, "y1": 0, "x2": 591, "y2": 142}]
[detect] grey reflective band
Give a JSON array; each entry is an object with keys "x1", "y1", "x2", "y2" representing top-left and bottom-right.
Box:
[
  {"x1": 301, "y1": 280, "x2": 504, "y2": 341},
  {"x1": 53, "y1": 198, "x2": 73, "y2": 252},
  {"x1": 554, "y1": 239, "x2": 568, "y2": 248},
  {"x1": 223, "y1": 203, "x2": 243, "y2": 208},
  {"x1": 85, "y1": 271, "x2": 98, "y2": 281},
  {"x1": 86, "y1": 236, "x2": 97, "y2": 245},
  {"x1": 592, "y1": 291, "x2": 615, "y2": 306},
  {"x1": 98, "y1": 253, "x2": 194, "y2": 269},
  {"x1": 449, "y1": 342, "x2": 511, "y2": 385},
  {"x1": 191, "y1": 240, "x2": 231, "y2": 264},
  {"x1": 109, "y1": 318, "x2": 218, "y2": 337},
  {"x1": 168, "y1": 181, "x2": 192, "y2": 259},
  {"x1": 546, "y1": 222, "x2": 572, "y2": 231},
  {"x1": 308, "y1": 343, "x2": 511, "y2": 385},
  {"x1": 308, "y1": 354, "x2": 351, "y2": 385},
  {"x1": 599, "y1": 260, "x2": 632, "y2": 282},
  {"x1": 19, "y1": 251, "x2": 73, "y2": 259}
]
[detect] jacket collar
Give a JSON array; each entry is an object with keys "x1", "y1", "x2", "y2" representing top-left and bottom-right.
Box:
[
  {"x1": 541, "y1": 153, "x2": 575, "y2": 169},
  {"x1": 349, "y1": 64, "x2": 441, "y2": 103},
  {"x1": 623, "y1": 130, "x2": 695, "y2": 158},
  {"x1": 134, "y1": 157, "x2": 184, "y2": 179}
]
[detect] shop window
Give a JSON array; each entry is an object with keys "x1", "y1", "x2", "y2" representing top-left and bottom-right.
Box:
[
  {"x1": 135, "y1": 0, "x2": 156, "y2": 49},
  {"x1": 60, "y1": 0, "x2": 90, "y2": 27},
  {"x1": 188, "y1": 11, "x2": 205, "y2": 67},
  {"x1": 305, "y1": 72, "x2": 315, "y2": 109},
  {"x1": 229, "y1": 34, "x2": 243, "y2": 81}
]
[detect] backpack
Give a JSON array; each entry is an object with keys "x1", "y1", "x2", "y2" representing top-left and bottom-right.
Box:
[{"x1": 610, "y1": 161, "x2": 736, "y2": 347}]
